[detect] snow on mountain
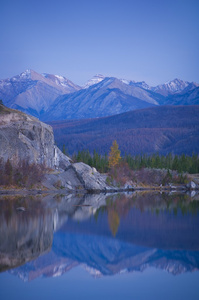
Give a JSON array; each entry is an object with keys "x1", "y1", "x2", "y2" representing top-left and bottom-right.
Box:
[
  {"x1": 131, "y1": 81, "x2": 152, "y2": 90},
  {"x1": 85, "y1": 76, "x2": 152, "y2": 91},
  {"x1": 0, "y1": 70, "x2": 80, "y2": 118},
  {"x1": 9, "y1": 231, "x2": 199, "y2": 281},
  {"x1": 20, "y1": 69, "x2": 32, "y2": 78},
  {"x1": 84, "y1": 76, "x2": 198, "y2": 96},
  {"x1": 42, "y1": 73, "x2": 80, "y2": 92},
  {"x1": 163, "y1": 86, "x2": 199, "y2": 106},
  {"x1": 152, "y1": 78, "x2": 196, "y2": 96},
  {"x1": 0, "y1": 71, "x2": 198, "y2": 121},
  {"x1": 120, "y1": 79, "x2": 151, "y2": 90},
  {"x1": 41, "y1": 76, "x2": 161, "y2": 121},
  {"x1": 120, "y1": 78, "x2": 133, "y2": 85},
  {"x1": 83, "y1": 74, "x2": 105, "y2": 88},
  {"x1": 17, "y1": 69, "x2": 50, "y2": 82}
]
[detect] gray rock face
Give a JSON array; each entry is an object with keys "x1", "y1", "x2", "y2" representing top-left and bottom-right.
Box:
[
  {"x1": 42, "y1": 163, "x2": 111, "y2": 192},
  {"x1": 42, "y1": 167, "x2": 83, "y2": 191},
  {"x1": 0, "y1": 105, "x2": 71, "y2": 169},
  {"x1": 71, "y1": 162, "x2": 108, "y2": 191}
]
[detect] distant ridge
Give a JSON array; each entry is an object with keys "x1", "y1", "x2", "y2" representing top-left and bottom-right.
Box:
[
  {"x1": 0, "y1": 70, "x2": 198, "y2": 120},
  {"x1": 48, "y1": 105, "x2": 199, "y2": 156},
  {"x1": 41, "y1": 75, "x2": 199, "y2": 121}
]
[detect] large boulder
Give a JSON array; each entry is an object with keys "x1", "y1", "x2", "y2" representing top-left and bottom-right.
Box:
[
  {"x1": 71, "y1": 162, "x2": 108, "y2": 191},
  {"x1": 42, "y1": 163, "x2": 111, "y2": 192}
]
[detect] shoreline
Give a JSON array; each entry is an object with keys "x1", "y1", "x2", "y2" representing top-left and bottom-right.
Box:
[{"x1": 0, "y1": 184, "x2": 198, "y2": 196}]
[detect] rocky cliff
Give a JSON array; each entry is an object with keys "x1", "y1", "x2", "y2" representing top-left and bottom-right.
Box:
[
  {"x1": 0, "y1": 104, "x2": 112, "y2": 192},
  {"x1": 0, "y1": 104, "x2": 70, "y2": 169}
]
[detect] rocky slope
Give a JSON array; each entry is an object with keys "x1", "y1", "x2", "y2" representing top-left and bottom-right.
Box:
[
  {"x1": 162, "y1": 86, "x2": 199, "y2": 105},
  {"x1": 0, "y1": 69, "x2": 80, "y2": 118},
  {"x1": 41, "y1": 77, "x2": 161, "y2": 121},
  {"x1": 41, "y1": 76, "x2": 198, "y2": 121}
]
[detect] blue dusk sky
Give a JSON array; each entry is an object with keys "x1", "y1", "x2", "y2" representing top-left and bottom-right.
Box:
[{"x1": 0, "y1": 0, "x2": 199, "y2": 86}]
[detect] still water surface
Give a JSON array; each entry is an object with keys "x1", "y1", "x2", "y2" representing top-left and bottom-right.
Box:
[{"x1": 0, "y1": 192, "x2": 199, "y2": 300}]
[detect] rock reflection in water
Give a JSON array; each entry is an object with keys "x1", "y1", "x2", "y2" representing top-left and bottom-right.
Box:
[
  {"x1": 1, "y1": 192, "x2": 199, "y2": 280},
  {"x1": 0, "y1": 196, "x2": 54, "y2": 272}
]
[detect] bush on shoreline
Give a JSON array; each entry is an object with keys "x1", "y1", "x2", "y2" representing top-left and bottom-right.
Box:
[
  {"x1": 0, "y1": 158, "x2": 46, "y2": 188},
  {"x1": 106, "y1": 162, "x2": 190, "y2": 187}
]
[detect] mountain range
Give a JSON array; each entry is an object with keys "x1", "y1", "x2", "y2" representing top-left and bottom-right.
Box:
[
  {"x1": 0, "y1": 69, "x2": 80, "y2": 118},
  {"x1": 0, "y1": 70, "x2": 198, "y2": 120},
  {"x1": 10, "y1": 233, "x2": 199, "y2": 281}
]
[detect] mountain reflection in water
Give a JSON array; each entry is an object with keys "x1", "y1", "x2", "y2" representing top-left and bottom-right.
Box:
[{"x1": 0, "y1": 192, "x2": 199, "y2": 281}]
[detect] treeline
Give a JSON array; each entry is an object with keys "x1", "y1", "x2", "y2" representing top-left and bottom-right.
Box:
[
  {"x1": 0, "y1": 159, "x2": 46, "y2": 187},
  {"x1": 72, "y1": 150, "x2": 199, "y2": 174},
  {"x1": 124, "y1": 153, "x2": 199, "y2": 174},
  {"x1": 72, "y1": 150, "x2": 109, "y2": 173}
]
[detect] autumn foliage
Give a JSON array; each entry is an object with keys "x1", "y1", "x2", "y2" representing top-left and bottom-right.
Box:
[
  {"x1": 108, "y1": 140, "x2": 121, "y2": 168},
  {"x1": 0, "y1": 158, "x2": 46, "y2": 188}
]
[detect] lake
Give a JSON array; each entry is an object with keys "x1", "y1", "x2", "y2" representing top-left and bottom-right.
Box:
[{"x1": 0, "y1": 191, "x2": 199, "y2": 300}]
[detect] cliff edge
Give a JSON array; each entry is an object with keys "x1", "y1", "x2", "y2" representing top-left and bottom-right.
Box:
[
  {"x1": 0, "y1": 104, "x2": 112, "y2": 192},
  {"x1": 0, "y1": 103, "x2": 70, "y2": 170}
]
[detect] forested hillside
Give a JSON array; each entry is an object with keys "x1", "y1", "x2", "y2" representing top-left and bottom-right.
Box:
[{"x1": 48, "y1": 105, "x2": 199, "y2": 156}]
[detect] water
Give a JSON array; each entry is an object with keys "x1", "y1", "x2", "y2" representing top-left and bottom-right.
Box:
[{"x1": 0, "y1": 192, "x2": 199, "y2": 300}]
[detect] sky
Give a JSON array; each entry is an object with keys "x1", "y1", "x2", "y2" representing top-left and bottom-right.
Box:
[{"x1": 0, "y1": 0, "x2": 199, "y2": 86}]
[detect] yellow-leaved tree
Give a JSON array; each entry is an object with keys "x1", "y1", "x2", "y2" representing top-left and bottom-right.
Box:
[{"x1": 108, "y1": 140, "x2": 121, "y2": 168}]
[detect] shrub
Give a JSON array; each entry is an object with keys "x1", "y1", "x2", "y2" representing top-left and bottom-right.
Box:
[{"x1": 0, "y1": 159, "x2": 46, "y2": 188}]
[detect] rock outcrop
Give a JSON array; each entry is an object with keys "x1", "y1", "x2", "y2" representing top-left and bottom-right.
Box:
[
  {"x1": 0, "y1": 104, "x2": 70, "y2": 169},
  {"x1": 42, "y1": 163, "x2": 110, "y2": 192},
  {"x1": 0, "y1": 104, "x2": 112, "y2": 192},
  {"x1": 71, "y1": 163, "x2": 108, "y2": 191}
]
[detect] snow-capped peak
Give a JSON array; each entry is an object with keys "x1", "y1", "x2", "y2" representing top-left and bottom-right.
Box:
[
  {"x1": 154, "y1": 78, "x2": 190, "y2": 94},
  {"x1": 84, "y1": 74, "x2": 105, "y2": 89},
  {"x1": 54, "y1": 75, "x2": 70, "y2": 87},
  {"x1": 120, "y1": 78, "x2": 133, "y2": 85},
  {"x1": 119, "y1": 78, "x2": 151, "y2": 90},
  {"x1": 55, "y1": 74, "x2": 65, "y2": 80},
  {"x1": 42, "y1": 73, "x2": 72, "y2": 89},
  {"x1": 20, "y1": 69, "x2": 32, "y2": 79},
  {"x1": 18, "y1": 69, "x2": 44, "y2": 81}
]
